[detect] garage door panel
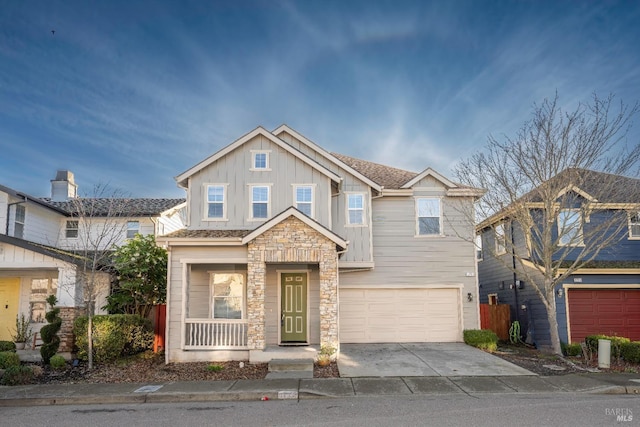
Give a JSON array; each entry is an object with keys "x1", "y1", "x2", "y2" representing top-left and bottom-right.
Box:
[{"x1": 340, "y1": 288, "x2": 461, "y2": 343}]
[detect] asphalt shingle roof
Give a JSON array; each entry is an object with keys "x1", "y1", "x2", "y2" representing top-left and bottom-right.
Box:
[
  {"x1": 331, "y1": 153, "x2": 418, "y2": 189},
  {"x1": 163, "y1": 229, "x2": 251, "y2": 238},
  {"x1": 43, "y1": 198, "x2": 185, "y2": 217}
]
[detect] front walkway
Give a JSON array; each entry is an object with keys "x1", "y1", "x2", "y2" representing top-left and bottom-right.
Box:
[{"x1": 338, "y1": 343, "x2": 534, "y2": 377}]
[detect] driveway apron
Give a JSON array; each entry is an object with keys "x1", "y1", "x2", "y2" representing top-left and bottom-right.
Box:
[{"x1": 337, "y1": 343, "x2": 534, "y2": 377}]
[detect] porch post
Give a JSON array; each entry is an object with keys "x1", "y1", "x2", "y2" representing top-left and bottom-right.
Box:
[
  {"x1": 319, "y1": 250, "x2": 339, "y2": 352},
  {"x1": 246, "y1": 245, "x2": 266, "y2": 350}
]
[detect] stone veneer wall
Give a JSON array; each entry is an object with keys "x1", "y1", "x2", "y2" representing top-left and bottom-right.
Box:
[
  {"x1": 247, "y1": 216, "x2": 339, "y2": 351},
  {"x1": 57, "y1": 307, "x2": 85, "y2": 353}
]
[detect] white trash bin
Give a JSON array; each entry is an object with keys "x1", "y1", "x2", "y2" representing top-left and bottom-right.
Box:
[{"x1": 598, "y1": 339, "x2": 611, "y2": 369}]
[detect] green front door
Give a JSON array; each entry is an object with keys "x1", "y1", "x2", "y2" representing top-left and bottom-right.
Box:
[{"x1": 281, "y1": 273, "x2": 307, "y2": 343}]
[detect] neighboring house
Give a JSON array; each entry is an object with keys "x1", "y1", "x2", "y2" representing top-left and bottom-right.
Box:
[
  {"x1": 157, "y1": 125, "x2": 484, "y2": 363},
  {"x1": 477, "y1": 169, "x2": 640, "y2": 347},
  {"x1": 0, "y1": 171, "x2": 185, "y2": 349}
]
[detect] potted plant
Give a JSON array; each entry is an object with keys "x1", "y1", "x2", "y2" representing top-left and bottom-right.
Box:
[
  {"x1": 317, "y1": 344, "x2": 336, "y2": 367},
  {"x1": 11, "y1": 313, "x2": 33, "y2": 350}
]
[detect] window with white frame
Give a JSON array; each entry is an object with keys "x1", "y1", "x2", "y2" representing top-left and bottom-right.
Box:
[
  {"x1": 65, "y1": 220, "x2": 78, "y2": 238},
  {"x1": 14, "y1": 204, "x2": 25, "y2": 238},
  {"x1": 211, "y1": 273, "x2": 244, "y2": 319},
  {"x1": 347, "y1": 193, "x2": 365, "y2": 225},
  {"x1": 495, "y1": 223, "x2": 507, "y2": 254},
  {"x1": 30, "y1": 278, "x2": 57, "y2": 323},
  {"x1": 475, "y1": 234, "x2": 483, "y2": 261},
  {"x1": 558, "y1": 209, "x2": 583, "y2": 246},
  {"x1": 630, "y1": 211, "x2": 640, "y2": 239},
  {"x1": 294, "y1": 185, "x2": 313, "y2": 217},
  {"x1": 416, "y1": 198, "x2": 441, "y2": 235},
  {"x1": 251, "y1": 151, "x2": 270, "y2": 170},
  {"x1": 251, "y1": 185, "x2": 270, "y2": 219},
  {"x1": 205, "y1": 185, "x2": 226, "y2": 219},
  {"x1": 126, "y1": 221, "x2": 140, "y2": 239}
]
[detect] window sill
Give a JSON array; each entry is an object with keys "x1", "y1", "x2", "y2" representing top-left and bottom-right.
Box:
[
  {"x1": 345, "y1": 224, "x2": 368, "y2": 228},
  {"x1": 249, "y1": 168, "x2": 272, "y2": 172},
  {"x1": 202, "y1": 218, "x2": 229, "y2": 222}
]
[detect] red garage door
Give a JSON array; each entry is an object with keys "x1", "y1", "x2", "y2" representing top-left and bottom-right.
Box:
[{"x1": 568, "y1": 289, "x2": 640, "y2": 343}]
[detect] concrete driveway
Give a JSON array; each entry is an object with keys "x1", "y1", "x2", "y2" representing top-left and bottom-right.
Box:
[{"x1": 338, "y1": 343, "x2": 534, "y2": 377}]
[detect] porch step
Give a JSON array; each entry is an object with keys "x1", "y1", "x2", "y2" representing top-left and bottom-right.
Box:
[{"x1": 266, "y1": 359, "x2": 314, "y2": 379}]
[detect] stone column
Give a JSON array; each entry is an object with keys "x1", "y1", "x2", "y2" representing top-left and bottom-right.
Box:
[
  {"x1": 319, "y1": 250, "x2": 339, "y2": 351},
  {"x1": 246, "y1": 245, "x2": 266, "y2": 350}
]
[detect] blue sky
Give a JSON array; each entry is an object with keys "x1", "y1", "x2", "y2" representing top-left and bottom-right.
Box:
[{"x1": 1, "y1": 0, "x2": 639, "y2": 198}]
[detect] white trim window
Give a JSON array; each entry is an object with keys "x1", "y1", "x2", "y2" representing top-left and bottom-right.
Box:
[
  {"x1": 629, "y1": 211, "x2": 640, "y2": 239},
  {"x1": 211, "y1": 273, "x2": 244, "y2": 320},
  {"x1": 65, "y1": 220, "x2": 79, "y2": 238},
  {"x1": 416, "y1": 198, "x2": 441, "y2": 236},
  {"x1": 294, "y1": 185, "x2": 313, "y2": 217},
  {"x1": 495, "y1": 223, "x2": 507, "y2": 255},
  {"x1": 14, "y1": 204, "x2": 25, "y2": 238},
  {"x1": 126, "y1": 221, "x2": 140, "y2": 239},
  {"x1": 558, "y1": 209, "x2": 583, "y2": 246},
  {"x1": 251, "y1": 185, "x2": 270, "y2": 219},
  {"x1": 475, "y1": 234, "x2": 483, "y2": 261},
  {"x1": 205, "y1": 184, "x2": 227, "y2": 220},
  {"x1": 346, "y1": 193, "x2": 365, "y2": 225},
  {"x1": 251, "y1": 150, "x2": 270, "y2": 171}
]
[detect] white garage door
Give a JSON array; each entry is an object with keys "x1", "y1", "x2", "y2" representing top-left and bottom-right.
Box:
[{"x1": 339, "y1": 288, "x2": 461, "y2": 343}]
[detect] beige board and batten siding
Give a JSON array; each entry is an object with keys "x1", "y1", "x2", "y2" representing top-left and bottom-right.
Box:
[
  {"x1": 166, "y1": 245, "x2": 248, "y2": 362},
  {"x1": 188, "y1": 134, "x2": 332, "y2": 230}
]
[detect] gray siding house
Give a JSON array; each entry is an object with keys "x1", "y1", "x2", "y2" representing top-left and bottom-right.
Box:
[{"x1": 159, "y1": 125, "x2": 483, "y2": 363}]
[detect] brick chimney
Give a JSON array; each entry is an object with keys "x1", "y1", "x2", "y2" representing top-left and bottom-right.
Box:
[{"x1": 50, "y1": 170, "x2": 78, "y2": 201}]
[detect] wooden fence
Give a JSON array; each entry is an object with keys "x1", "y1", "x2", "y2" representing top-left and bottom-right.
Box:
[{"x1": 479, "y1": 304, "x2": 511, "y2": 340}]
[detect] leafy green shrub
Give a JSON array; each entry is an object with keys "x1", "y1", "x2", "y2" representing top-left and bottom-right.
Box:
[
  {"x1": 1, "y1": 365, "x2": 34, "y2": 386},
  {"x1": 74, "y1": 314, "x2": 153, "y2": 363},
  {"x1": 0, "y1": 341, "x2": 16, "y2": 352},
  {"x1": 561, "y1": 342, "x2": 582, "y2": 357},
  {"x1": 207, "y1": 364, "x2": 223, "y2": 372},
  {"x1": 585, "y1": 335, "x2": 630, "y2": 360},
  {"x1": 463, "y1": 329, "x2": 499, "y2": 352},
  {"x1": 40, "y1": 295, "x2": 62, "y2": 364},
  {"x1": 0, "y1": 351, "x2": 20, "y2": 369},
  {"x1": 620, "y1": 342, "x2": 640, "y2": 363},
  {"x1": 50, "y1": 354, "x2": 66, "y2": 370}
]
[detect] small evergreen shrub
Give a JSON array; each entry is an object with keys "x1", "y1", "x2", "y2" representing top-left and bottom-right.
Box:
[
  {"x1": 50, "y1": 354, "x2": 67, "y2": 370},
  {"x1": 0, "y1": 351, "x2": 20, "y2": 369},
  {"x1": 585, "y1": 335, "x2": 630, "y2": 360},
  {"x1": 74, "y1": 314, "x2": 153, "y2": 363},
  {"x1": 1, "y1": 365, "x2": 34, "y2": 386},
  {"x1": 463, "y1": 329, "x2": 499, "y2": 352},
  {"x1": 620, "y1": 342, "x2": 640, "y2": 363},
  {"x1": 207, "y1": 364, "x2": 223, "y2": 372},
  {"x1": 40, "y1": 295, "x2": 62, "y2": 364},
  {"x1": 0, "y1": 341, "x2": 16, "y2": 352},
  {"x1": 561, "y1": 342, "x2": 582, "y2": 357}
]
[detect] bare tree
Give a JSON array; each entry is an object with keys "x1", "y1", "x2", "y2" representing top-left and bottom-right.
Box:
[
  {"x1": 455, "y1": 93, "x2": 640, "y2": 354},
  {"x1": 65, "y1": 184, "x2": 133, "y2": 369}
]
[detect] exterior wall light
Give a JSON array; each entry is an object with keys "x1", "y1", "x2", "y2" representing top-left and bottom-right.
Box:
[{"x1": 467, "y1": 292, "x2": 473, "y2": 302}]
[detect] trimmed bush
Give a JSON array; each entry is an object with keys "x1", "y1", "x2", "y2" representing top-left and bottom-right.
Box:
[
  {"x1": 585, "y1": 335, "x2": 630, "y2": 360},
  {"x1": 621, "y1": 342, "x2": 640, "y2": 363},
  {"x1": 50, "y1": 354, "x2": 66, "y2": 370},
  {"x1": 561, "y1": 342, "x2": 582, "y2": 357},
  {"x1": 40, "y1": 295, "x2": 62, "y2": 364},
  {"x1": 0, "y1": 341, "x2": 16, "y2": 352},
  {"x1": 74, "y1": 314, "x2": 153, "y2": 363},
  {"x1": 1, "y1": 365, "x2": 34, "y2": 386},
  {"x1": 0, "y1": 351, "x2": 20, "y2": 369},
  {"x1": 464, "y1": 329, "x2": 499, "y2": 352}
]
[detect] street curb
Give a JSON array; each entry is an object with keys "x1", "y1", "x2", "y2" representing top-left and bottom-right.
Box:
[{"x1": 0, "y1": 394, "x2": 147, "y2": 407}]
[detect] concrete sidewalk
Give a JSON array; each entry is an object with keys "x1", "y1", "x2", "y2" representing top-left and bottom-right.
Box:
[{"x1": 1, "y1": 373, "x2": 639, "y2": 407}]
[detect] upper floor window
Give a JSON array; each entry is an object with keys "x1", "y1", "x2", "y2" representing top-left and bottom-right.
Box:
[
  {"x1": 205, "y1": 184, "x2": 226, "y2": 220},
  {"x1": 630, "y1": 211, "x2": 640, "y2": 239},
  {"x1": 475, "y1": 235, "x2": 483, "y2": 261},
  {"x1": 558, "y1": 209, "x2": 583, "y2": 246},
  {"x1": 211, "y1": 273, "x2": 244, "y2": 319},
  {"x1": 251, "y1": 151, "x2": 270, "y2": 171},
  {"x1": 251, "y1": 185, "x2": 270, "y2": 219},
  {"x1": 14, "y1": 204, "x2": 25, "y2": 238},
  {"x1": 294, "y1": 185, "x2": 313, "y2": 217},
  {"x1": 346, "y1": 193, "x2": 365, "y2": 225},
  {"x1": 126, "y1": 221, "x2": 140, "y2": 239},
  {"x1": 495, "y1": 223, "x2": 507, "y2": 254},
  {"x1": 416, "y1": 198, "x2": 441, "y2": 235},
  {"x1": 65, "y1": 220, "x2": 78, "y2": 238}
]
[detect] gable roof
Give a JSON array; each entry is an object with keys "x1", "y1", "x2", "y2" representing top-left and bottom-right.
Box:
[
  {"x1": 0, "y1": 184, "x2": 68, "y2": 215},
  {"x1": 0, "y1": 234, "x2": 84, "y2": 265},
  {"x1": 241, "y1": 207, "x2": 348, "y2": 249},
  {"x1": 44, "y1": 198, "x2": 186, "y2": 217},
  {"x1": 175, "y1": 126, "x2": 342, "y2": 188}
]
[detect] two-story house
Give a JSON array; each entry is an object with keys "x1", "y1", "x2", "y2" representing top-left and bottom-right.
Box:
[
  {"x1": 158, "y1": 125, "x2": 484, "y2": 363},
  {"x1": 0, "y1": 171, "x2": 185, "y2": 350},
  {"x1": 477, "y1": 169, "x2": 640, "y2": 347}
]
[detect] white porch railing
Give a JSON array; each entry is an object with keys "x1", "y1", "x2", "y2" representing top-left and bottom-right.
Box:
[{"x1": 184, "y1": 319, "x2": 248, "y2": 350}]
